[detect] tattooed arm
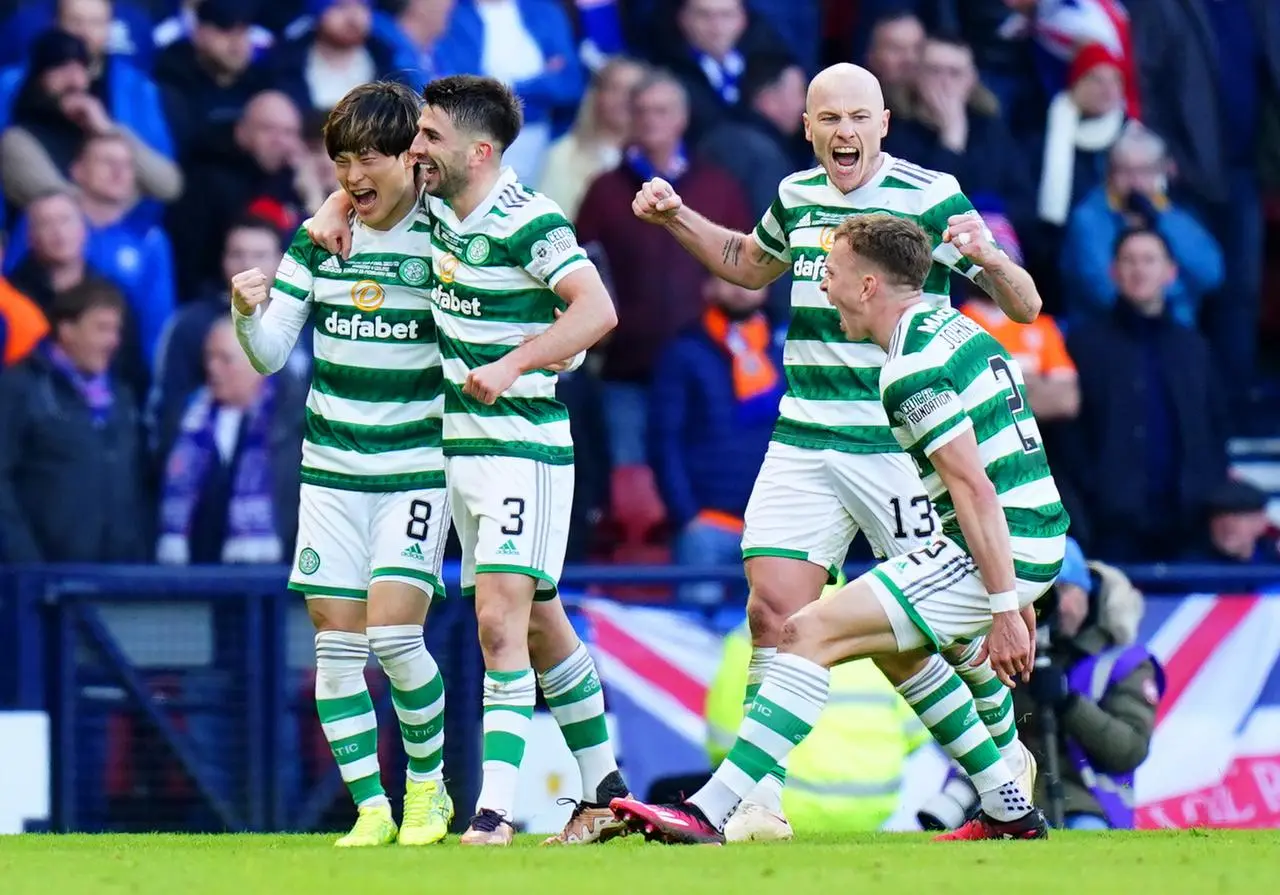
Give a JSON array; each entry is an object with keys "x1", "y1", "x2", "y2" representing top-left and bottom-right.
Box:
[
  {"x1": 662, "y1": 206, "x2": 790, "y2": 290},
  {"x1": 974, "y1": 257, "x2": 1042, "y2": 324}
]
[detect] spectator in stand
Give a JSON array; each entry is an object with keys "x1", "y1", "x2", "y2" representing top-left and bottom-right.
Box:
[
  {"x1": 0, "y1": 279, "x2": 148, "y2": 563},
  {"x1": 152, "y1": 0, "x2": 276, "y2": 57},
  {"x1": 153, "y1": 0, "x2": 274, "y2": 159},
  {"x1": 1061, "y1": 229, "x2": 1229, "y2": 563},
  {"x1": 151, "y1": 217, "x2": 306, "y2": 454},
  {"x1": 374, "y1": 0, "x2": 464, "y2": 87},
  {"x1": 576, "y1": 70, "x2": 751, "y2": 466},
  {"x1": 1192, "y1": 479, "x2": 1278, "y2": 565},
  {"x1": 271, "y1": 0, "x2": 411, "y2": 115},
  {"x1": 698, "y1": 51, "x2": 808, "y2": 324},
  {"x1": 926, "y1": 0, "x2": 1045, "y2": 136},
  {"x1": 1, "y1": 28, "x2": 183, "y2": 209},
  {"x1": 962, "y1": 290, "x2": 1078, "y2": 425},
  {"x1": 156, "y1": 318, "x2": 305, "y2": 565},
  {"x1": 1061, "y1": 122, "x2": 1223, "y2": 329},
  {"x1": 441, "y1": 0, "x2": 585, "y2": 184},
  {"x1": 1130, "y1": 0, "x2": 1280, "y2": 398},
  {"x1": 1019, "y1": 0, "x2": 1140, "y2": 119},
  {"x1": 6, "y1": 190, "x2": 147, "y2": 396},
  {"x1": 960, "y1": 206, "x2": 1077, "y2": 425},
  {"x1": 885, "y1": 34, "x2": 1035, "y2": 234},
  {"x1": 540, "y1": 56, "x2": 645, "y2": 221},
  {"x1": 1035, "y1": 42, "x2": 1130, "y2": 230},
  {"x1": 5, "y1": 135, "x2": 177, "y2": 366},
  {"x1": 0, "y1": 270, "x2": 49, "y2": 368},
  {"x1": 167, "y1": 90, "x2": 318, "y2": 296},
  {"x1": 0, "y1": 0, "x2": 174, "y2": 162},
  {"x1": 0, "y1": 0, "x2": 155, "y2": 71},
  {"x1": 649, "y1": 276, "x2": 781, "y2": 604},
  {"x1": 650, "y1": 0, "x2": 783, "y2": 143},
  {"x1": 862, "y1": 7, "x2": 925, "y2": 111},
  {"x1": 699, "y1": 51, "x2": 810, "y2": 217}
]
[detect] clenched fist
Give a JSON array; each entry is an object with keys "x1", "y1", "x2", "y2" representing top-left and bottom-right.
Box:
[
  {"x1": 632, "y1": 177, "x2": 683, "y2": 224},
  {"x1": 942, "y1": 213, "x2": 1002, "y2": 267},
  {"x1": 231, "y1": 268, "x2": 271, "y2": 316}
]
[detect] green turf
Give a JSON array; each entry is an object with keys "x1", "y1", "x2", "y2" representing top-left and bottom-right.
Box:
[{"x1": 0, "y1": 830, "x2": 1273, "y2": 895}]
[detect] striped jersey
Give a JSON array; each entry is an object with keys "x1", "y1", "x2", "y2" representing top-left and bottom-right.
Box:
[
  {"x1": 753, "y1": 153, "x2": 992, "y2": 455},
  {"x1": 272, "y1": 209, "x2": 443, "y2": 492},
  {"x1": 880, "y1": 303, "x2": 1070, "y2": 583},
  {"x1": 422, "y1": 167, "x2": 592, "y2": 465}
]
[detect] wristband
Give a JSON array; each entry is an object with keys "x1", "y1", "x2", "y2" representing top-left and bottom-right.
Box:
[{"x1": 988, "y1": 590, "x2": 1019, "y2": 614}]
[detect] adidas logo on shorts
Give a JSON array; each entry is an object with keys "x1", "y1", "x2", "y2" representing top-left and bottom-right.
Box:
[
  {"x1": 401, "y1": 543, "x2": 425, "y2": 562},
  {"x1": 496, "y1": 539, "x2": 520, "y2": 557}
]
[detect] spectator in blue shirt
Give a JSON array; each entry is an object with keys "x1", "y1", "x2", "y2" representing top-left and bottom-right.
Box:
[
  {"x1": 0, "y1": 0, "x2": 156, "y2": 71},
  {"x1": 441, "y1": 0, "x2": 585, "y2": 183},
  {"x1": 1061, "y1": 121, "x2": 1223, "y2": 329},
  {"x1": 374, "y1": 0, "x2": 467, "y2": 89},
  {"x1": 1, "y1": 28, "x2": 183, "y2": 211},
  {"x1": 0, "y1": 0, "x2": 175, "y2": 162},
  {"x1": 270, "y1": 0, "x2": 413, "y2": 115},
  {"x1": 649, "y1": 276, "x2": 782, "y2": 604},
  {"x1": 6, "y1": 135, "x2": 177, "y2": 367}
]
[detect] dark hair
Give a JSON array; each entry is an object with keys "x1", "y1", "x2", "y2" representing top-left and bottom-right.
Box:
[
  {"x1": 870, "y1": 6, "x2": 921, "y2": 32},
  {"x1": 323, "y1": 80, "x2": 422, "y2": 160},
  {"x1": 225, "y1": 215, "x2": 284, "y2": 247},
  {"x1": 49, "y1": 278, "x2": 124, "y2": 327},
  {"x1": 740, "y1": 51, "x2": 799, "y2": 105},
  {"x1": 1113, "y1": 226, "x2": 1171, "y2": 259},
  {"x1": 833, "y1": 214, "x2": 933, "y2": 289},
  {"x1": 421, "y1": 75, "x2": 523, "y2": 151},
  {"x1": 925, "y1": 31, "x2": 972, "y2": 52}
]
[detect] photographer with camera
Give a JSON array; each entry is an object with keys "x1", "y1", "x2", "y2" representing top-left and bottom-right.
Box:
[
  {"x1": 1021, "y1": 537, "x2": 1165, "y2": 829},
  {"x1": 919, "y1": 537, "x2": 1164, "y2": 831}
]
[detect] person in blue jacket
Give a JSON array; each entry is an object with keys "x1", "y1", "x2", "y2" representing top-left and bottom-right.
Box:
[
  {"x1": 1060, "y1": 121, "x2": 1222, "y2": 328},
  {"x1": 440, "y1": 0, "x2": 585, "y2": 183},
  {"x1": 0, "y1": 2, "x2": 174, "y2": 161}
]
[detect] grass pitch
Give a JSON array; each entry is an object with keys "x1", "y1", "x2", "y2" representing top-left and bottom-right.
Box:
[{"x1": 0, "y1": 830, "x2": 1272, "y2": 895}]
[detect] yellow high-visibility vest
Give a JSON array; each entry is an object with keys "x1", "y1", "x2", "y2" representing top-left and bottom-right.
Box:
[{"x1": 705, "y1": 582, "x2": 928, "y2": 832}]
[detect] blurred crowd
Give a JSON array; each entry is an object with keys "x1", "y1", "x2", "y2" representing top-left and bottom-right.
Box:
[{"x1": 0, "y1": 0, "x2": 1278, "y2": 584}]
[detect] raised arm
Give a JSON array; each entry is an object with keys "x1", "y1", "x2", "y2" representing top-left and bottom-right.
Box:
[
  {"x1": 231, "y1": 268, "x2": 312, "y2": 375},
  {"x1": 633, "y1": 177, "x2": 788, "y2": 290},
  {"x1": 941, "y1": 213, "x2": 1042, "y2": 323}
]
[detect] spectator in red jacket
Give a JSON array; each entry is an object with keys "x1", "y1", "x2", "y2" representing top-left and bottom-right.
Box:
[{"x1": 576, "y1": 69, "x2": 751, "y2": 466}]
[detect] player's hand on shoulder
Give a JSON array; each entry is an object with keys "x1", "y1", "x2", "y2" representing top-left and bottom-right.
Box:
[
  {"x1": 632, "y1": 177, "x2": 683, "y2": 224},
  {"x1": 230, "y1": 268, "x2": 270, "y2": 316},
  {"x1": 305, "y1": 191, "x2": 355, "y2": 258}
]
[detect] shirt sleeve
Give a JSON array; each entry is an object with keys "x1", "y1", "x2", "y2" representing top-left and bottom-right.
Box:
[
  {"x1": 233, "y1": 227, "x2": 314, "y2": 374},
  {"x1": 751, "y1": 196, "x2": 791, "y2": 263},
  {"x1": 920, "y1": 180, "x2": 1003, "y2": 284},
  {"x1": 510, "y1": 210, "x2": 592, "y2": 290},
  {"x1": 881, "y1": 361, "x2": 973, "y2": 457}
]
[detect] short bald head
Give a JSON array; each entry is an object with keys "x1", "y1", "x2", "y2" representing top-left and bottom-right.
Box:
[
  {"x1": 236, "y1": 91, "x2": 302, "y2": 173},
  {"x1": 803, "y1": 64, "x2": 890, "y2": 194},
  {"x1": 805, "y1": 63, "x2": 885, "y2": 116}
]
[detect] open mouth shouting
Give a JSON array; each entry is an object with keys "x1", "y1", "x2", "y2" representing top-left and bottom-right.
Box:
[
  {"x1": 350, "y1": 187, "x2": 378, "y2": 214},
  {"x1": 832, "y1": 146, "x2": 861, "y2": 171}
]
